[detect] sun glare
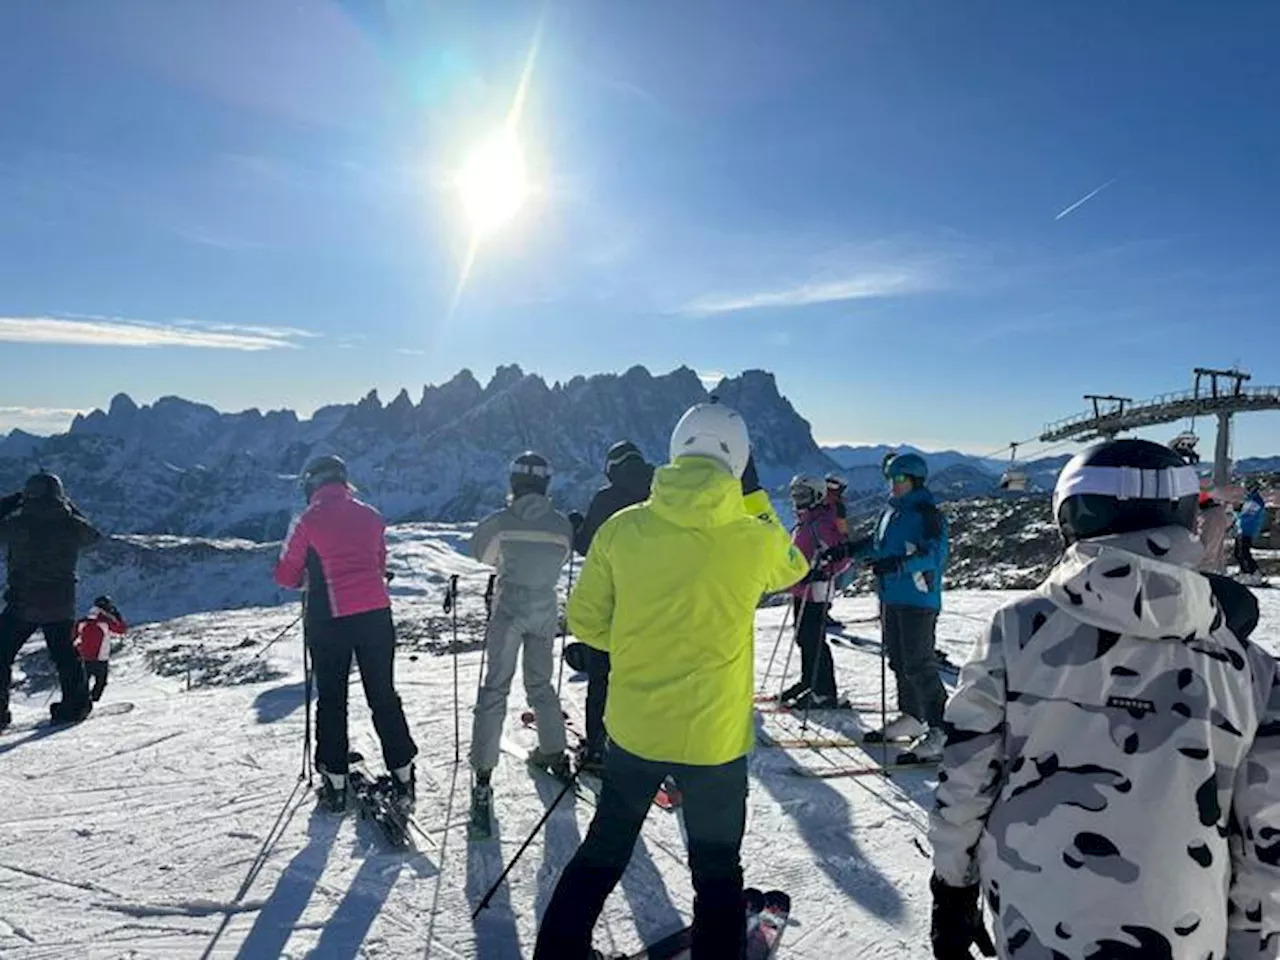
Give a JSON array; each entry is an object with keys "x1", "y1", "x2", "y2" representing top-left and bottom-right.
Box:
[{"x1": 456, "y1": 127, "x2": 529, "y2": 238}]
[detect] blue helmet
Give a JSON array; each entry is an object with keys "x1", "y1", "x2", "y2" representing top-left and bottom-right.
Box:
[{"x1": 884, "y1": 452, "x2": 928, "y2": 482}]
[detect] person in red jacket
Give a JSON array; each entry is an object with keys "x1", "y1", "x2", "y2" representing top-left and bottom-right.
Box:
[
  {"x1": 74, "y1": 595, "x2": 125, "y2": 702},
  {"x1": 274, "y1": 455, "x2": 417, "y2": 813}
]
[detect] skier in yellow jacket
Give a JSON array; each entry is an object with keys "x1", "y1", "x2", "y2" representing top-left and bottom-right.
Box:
[{"x1": 534, "y1": 400, "x2": 809, "y2": 960}]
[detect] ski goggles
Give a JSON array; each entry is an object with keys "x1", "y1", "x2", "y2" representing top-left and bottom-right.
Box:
[{"x1": 888, "y1": 474, "x2": 913, "y2": 484}]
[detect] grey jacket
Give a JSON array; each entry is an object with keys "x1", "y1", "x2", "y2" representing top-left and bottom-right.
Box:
[
  {"x1": 468, "y1": 494, "x2": 573, "y2": 596},
  {"x1": 931, "y1": 526, "x2": 1280, "y2": 960}
]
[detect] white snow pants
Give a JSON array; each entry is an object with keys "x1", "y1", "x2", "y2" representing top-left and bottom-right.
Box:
[{"x1": 469, "y1": 582, "x2": 567, "y2": 772}]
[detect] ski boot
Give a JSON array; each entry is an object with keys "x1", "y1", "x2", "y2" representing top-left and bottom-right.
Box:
[
  {"x1": 897, "y1": 727, "x2": 946, "y2": 765},
  {"x1": 528, "y1": 748, "x2": 573, "y2": 784},
  {"x1": 316, "y1": 767, "x2": 348, "y2": 813},
  {"x1": 390, "y1": 762, "x2": 415, "y2": 812},
  {"x1": 575, "y1": 743, "x2": 607, "y2": 777},
  {"x1": 863, "y1": 713, "x2": 926, "y2": 744},
  {"x1": 49, "y1": 698, "x2": 92, "y2": 725},
  {"x1": 778, "y1": 681, "x2": 809, "y2": 707},
  {"x1": 468, "y1": 773, "x2": 494, "y2": 840},
  {"x1": 787, "y1": 691, "x2": 849, "y2": 711}
]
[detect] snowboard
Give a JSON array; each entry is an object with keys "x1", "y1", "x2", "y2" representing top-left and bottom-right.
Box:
[
  {"x1": 747, "y1": 889, "x2": 790, "y2": 959},
  {"x1": 3, "y1": 700, "x2": 134, "y2": 735}
]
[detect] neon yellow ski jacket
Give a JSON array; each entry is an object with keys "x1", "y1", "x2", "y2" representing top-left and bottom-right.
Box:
[{"x1": 567, "y1": 456, "x2": 810, "y2": 766}]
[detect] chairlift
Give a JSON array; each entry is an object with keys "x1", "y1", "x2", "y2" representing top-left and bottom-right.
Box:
[{"x1": 999, "y1": 443, "x2": 1029, "y2": 492}]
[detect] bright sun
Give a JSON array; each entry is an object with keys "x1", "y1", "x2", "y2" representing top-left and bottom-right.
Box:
[{"x1": 455, "y1": 127, "x2": 529, "y2": 238}]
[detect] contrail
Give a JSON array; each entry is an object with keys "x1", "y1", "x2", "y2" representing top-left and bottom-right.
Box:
[{"x1": 1054, "y1": 176, "x2": 1121, "y2": 221}]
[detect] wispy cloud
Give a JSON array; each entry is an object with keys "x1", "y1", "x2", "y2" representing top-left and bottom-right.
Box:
[
  {"x1": 0, "y1": 315, "x2": 314, "y2": 351},
  {"x1": 1055, "y1": 176, "x2": 1122, "y2": 221},
  {"x1": 678, "y1": 266, "x2": 938, "y2": 318},
  {"x1": 396, "y1": 347, "x2": 427, "y2": 356},
  {"x1": 170, "y1": 227, "x2": 267, "y2": 251},
  {"x1": 0, "y1": 406, "x2": 88, "y2": 436}
]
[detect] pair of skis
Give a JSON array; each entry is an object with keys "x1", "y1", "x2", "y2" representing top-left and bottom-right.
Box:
[
  {"x1": 342, "y1": 751, "x2": 428, "y2": 850},
  {"x1": 606, "y1": 887, "x2": 790, "y2": 959}
]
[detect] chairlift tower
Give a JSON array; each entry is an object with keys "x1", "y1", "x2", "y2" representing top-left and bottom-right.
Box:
[{"x1": 1040, "y1": 368, "x2": 1280, "y2": 489}]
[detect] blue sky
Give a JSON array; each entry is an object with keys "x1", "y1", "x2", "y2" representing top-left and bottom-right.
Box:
[{"x1": 2, "y1": 1, "x2": 1279, "y2": 458}]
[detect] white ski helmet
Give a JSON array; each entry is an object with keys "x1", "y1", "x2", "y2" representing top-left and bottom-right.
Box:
[
  {"x1": 669, "y1": 399, "x2": 751, "y2": 478},
  {"x1": 789, "y1": 475, "x2": 825, "y2": 509}
]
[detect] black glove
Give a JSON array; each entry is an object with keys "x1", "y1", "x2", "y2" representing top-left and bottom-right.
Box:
[
  {"x1": 870, "y1": 556, "x2": 903, "y2": 576},
  {"x1": 815, "y1": 542, "x2": 853, "y2": 568},
  {"x1": 0, "y1": 491, "x2": 21, "y2": 519},
  {"x1": 741, "y1": 453, "x2": 761, "y2": 496},
  {"x1": 799, "y1": 566, "x2": 831, "y2": 585},
  {"x1": 568, "y1": 510, "x2": 585, "y2": 531},
  {"x1": 930, "y1": 875, "x2": 996, "y2": 960},
  {"x1": 384, "y1": 570, "x2": 395, "y2": 584}
]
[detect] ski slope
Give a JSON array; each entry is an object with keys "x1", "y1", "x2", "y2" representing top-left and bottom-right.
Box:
[{"x1": 0, "y1": 528, "x2": 1275, "y2": 959}]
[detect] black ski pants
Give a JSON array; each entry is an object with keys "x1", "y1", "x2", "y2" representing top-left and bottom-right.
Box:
[
  {"x1": 1236, "y1": 534, "x2": 1260, "y2": 576},
  {"x1": 583, "y1": 645, "x2": 610, "y2": 754},
  {"x1": 307, "y1": 607, "x2": 416, "y2": 775},
  {"x1": 85, "y1": 661, "x2": 109, "y2": 702},
  {"x1": 881, "y1": 604, "x2": 946, "y2": 727},
  {"x1": 792, "y1": 598, "x2": 837, "y2": 699},
  {"x1": 535, "y1": 745, "x2": 748, "y2": 960},
  {"x1": 0, "y1": 609, "x2": 87, "y2": 713}
]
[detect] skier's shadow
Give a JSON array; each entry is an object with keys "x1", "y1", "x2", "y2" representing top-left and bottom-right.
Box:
[
  {"x1": 234, "y1": 808, "x2": 341, "y2": 959},
  {"x1": 749, "y1": 716, "x2": 905, "y2": 922},
  {"x1": 467, "y1": 821, "x2": 521, "y2": 958},
  {"x1": 252, "y1": 681, "x2": 305, "y2": 724},
  {"x1": 309, "y1": 845, "x2": 405, "y2": 958}
]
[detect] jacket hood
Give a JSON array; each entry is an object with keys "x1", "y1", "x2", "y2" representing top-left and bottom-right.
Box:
[
  {"x1": 1043, "y1": 525, "x2": 1216, "y2": 640},
  {"x1": 649, "y1": 457, "x2": 745, "y2": 529},
  {"x1": 509, "y1": 492, "x2": 555, "y2": 521},
  {"x1": 608, "y1": 457, "x2": 654, "y2": 498},
  {"x1": 18, "y1": 498, "x2": 72, "y2": 519}
]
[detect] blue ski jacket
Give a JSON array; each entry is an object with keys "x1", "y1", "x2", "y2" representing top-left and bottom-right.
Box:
[
  {"x1": 855, "y1": 486, "x2": 949, "y2": 610},
  {"x1": 1238, "y1": 491, "x2": 1268, "y2": 539}
]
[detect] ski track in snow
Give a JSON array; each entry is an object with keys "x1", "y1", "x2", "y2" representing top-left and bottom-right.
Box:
[{"x1": 0, "y1": 528, "x2": 1274, "y2": 959}]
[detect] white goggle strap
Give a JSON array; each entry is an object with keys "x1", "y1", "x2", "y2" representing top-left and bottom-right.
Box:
[
  {"x1": 1053, "y1": 463, "x2": 1200, "y2": 516},
  {"x1": 512, "y1": 462, "x2": 551, "y2": 479}
]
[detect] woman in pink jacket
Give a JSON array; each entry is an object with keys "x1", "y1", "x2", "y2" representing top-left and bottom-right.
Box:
[
  {"x1": 782, "y1": 475, "x2": 850, "y2": 709},
  {"x1": 274, "y1": 455, "x2": 417, "y2": 813}
]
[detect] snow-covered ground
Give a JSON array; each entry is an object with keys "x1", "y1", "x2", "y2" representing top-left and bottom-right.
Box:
[{"x1": 0, "y1": 527, "x2": 1275, "y2": 959}]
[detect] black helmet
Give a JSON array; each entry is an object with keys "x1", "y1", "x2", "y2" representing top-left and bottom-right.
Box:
[
  {"x1": 301, "y1": 455, "x2": 348, "y2": 500},
  {"x1": 93, "y1": 595, "x2": 118, "y2": 615},
  {"x1": 604, "y1": 441, "x2": 643, "y2": 480},
  {"x1": 510, "y1": 451, "x2": 551, "y2": 499},
  {"x1": 1054, "y1": 438, "x2": 1199, "y2": 545},
  {"x1": 24, "y1": 471, "x2": 65, "y2": 502}
]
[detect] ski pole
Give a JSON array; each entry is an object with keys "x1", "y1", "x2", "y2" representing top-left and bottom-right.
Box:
[
  {"x1": 301, "y1": 594, "x2": 313, "y2": 785},
  {"x1": 444, "y1": 575, "x2": 460, "y2": 765},
  {"x1": 759, "y1": 599, "x2": 793, "y2": 695},
  {"x1": 473, "y1": 575, "x2": 496, "y2": 704},
  {"x1": 776, "y1": 591, "x2": 808, "y2": 701},
  {"x1": 555, "y1": 551, "x2": 575, "y2": 699},
  {"x1": 879, "y1": 602, "x2": 889, "y2": 769},
  {"x1": 799, "y1": 589, "x2": 830, "y2": 735},
  {"x1": 472, "y1": 767, "x2": 581, "y2": 918},
  {"x1": 251, "y1": 613, "x2": 303, "y2": 662}
]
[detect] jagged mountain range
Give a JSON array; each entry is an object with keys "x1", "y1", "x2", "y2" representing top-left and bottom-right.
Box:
[{"x1": 0, "y1": 365, "x2": 840, "y2": 540}]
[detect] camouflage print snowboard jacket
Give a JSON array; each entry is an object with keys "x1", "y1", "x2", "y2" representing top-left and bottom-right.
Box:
[{"x1": 931, "y1": 525, "x2": 1280, "y2": 960}]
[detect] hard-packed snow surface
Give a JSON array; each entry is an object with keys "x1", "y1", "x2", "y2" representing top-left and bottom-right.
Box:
[{"x1": 0, "y1": 526, "x2": 1275, "y2": 959}]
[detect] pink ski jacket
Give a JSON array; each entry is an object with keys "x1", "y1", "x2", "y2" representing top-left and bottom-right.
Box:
[
  {"x1": 790, "y1": 502, "x2": 849, "y2": 602},
  {"x1": 274, "y1": 483, "x2": 390, "y2": 622}
]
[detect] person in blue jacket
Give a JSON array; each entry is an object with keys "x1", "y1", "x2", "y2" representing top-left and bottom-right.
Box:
[
  {"x1": 1236, "y1": 478, "x2": 1267, "y2": 580},
  {"x1": 825, "y1": 452, "x2": 950, "y2": 763}
]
